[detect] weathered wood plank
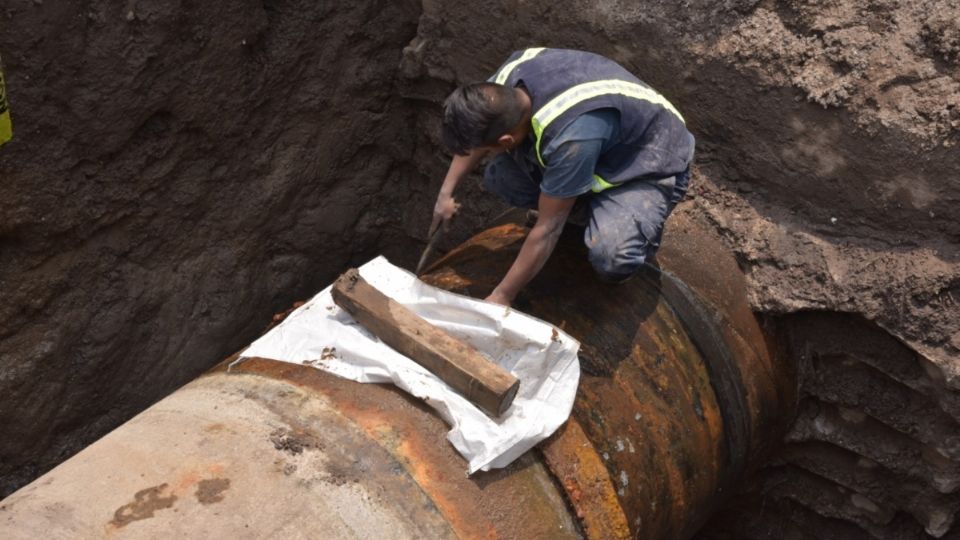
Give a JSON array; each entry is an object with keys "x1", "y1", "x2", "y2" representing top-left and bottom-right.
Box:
[{"x1": 332, "y1": 268, "x2": 520, "y2": 417}]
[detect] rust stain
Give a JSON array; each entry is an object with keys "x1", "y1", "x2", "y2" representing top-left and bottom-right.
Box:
[
  {"x1": 231, "y1": 358, "x2": 576, "y2": 540},
  {"x1": 391, "y1": 436, "x2": 485, "y2": 534},
  {"x1": 233, "y1": 359, "x2": 495, "y2": 536},
  {"x1": 656, "y1": 212, "x2": 798, "y2": 463},
  {"x1": 420, "y1": 217, "x2": 794, "y2": 539},
  {"x1": 195, "y1": 478, "x2": 231, "y2": 505},
  {"x1": 312, "y1": 386, "x2": 498, "y2": 538},
  {"x1": 204, "y1": 423, "x2": 226, "y2": 433},
  {"x1": 605, "y1": 304, "x2": 726, "y2": 538},
  {"x1": 220, "y1": 214, "x2": 795, "y2": 540},
  {"x1": 174, "y1": 470, "x2": 202, "y2": 492},
  {"x1": 109, "y1": 483, "x2": 177, "y2": 528},
  {"x1": 541, "y1": 420, "x2": 632, "y2": 540}
]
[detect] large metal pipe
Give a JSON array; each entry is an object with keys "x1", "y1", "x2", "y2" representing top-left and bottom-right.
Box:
[{"x1": 0, "y1": 212, "x2": 796, "y2": 539}]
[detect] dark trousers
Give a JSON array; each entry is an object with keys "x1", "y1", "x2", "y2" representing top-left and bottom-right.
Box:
[{"x1": 484, "y1": 153, "x2": 690, "y2": 281}]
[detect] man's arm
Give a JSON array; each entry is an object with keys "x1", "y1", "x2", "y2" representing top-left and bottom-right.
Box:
[
  {"x1": 431, "y1": 148, "x2": 490, "y2": 235},
  {"x1": 484, "y1": 113, "x2": 613, "y2": 306},
  {"x1": 485, "y1": 193, "x2": 576, "y2": 306}
]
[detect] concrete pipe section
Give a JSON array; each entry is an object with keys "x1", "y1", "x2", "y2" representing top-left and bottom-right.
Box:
[{"x1": 0, "y1": 212, "x2": 796, "y2": 539}]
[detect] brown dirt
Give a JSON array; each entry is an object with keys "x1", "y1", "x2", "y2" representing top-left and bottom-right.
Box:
[
  {"x1": 0, "y1": 0, "x2": 422, "y2": 496},
  {"x1": 1, "y1": 1, "x2": 958, "y2": 536}
]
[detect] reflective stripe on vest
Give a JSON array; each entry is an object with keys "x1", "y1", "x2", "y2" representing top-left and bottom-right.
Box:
[
  {"x1": 493, "y1": 47, "x2": 546, "y2": 85},
  {"x1": 530, "y1": 79, "x2": 686, "y2": 191}
]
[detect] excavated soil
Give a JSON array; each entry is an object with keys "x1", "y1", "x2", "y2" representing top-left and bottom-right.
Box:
[
  {"x1": 1, "y1": 0, "x2": 958, "y2": 537},
  {"x1": 0, "y1": 0, "x2": 424, "y2": 495}
]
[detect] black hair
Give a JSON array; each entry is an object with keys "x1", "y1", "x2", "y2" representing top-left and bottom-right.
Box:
[{"x1": 441, "y1": 82, "x2": 524, "y2": 155}]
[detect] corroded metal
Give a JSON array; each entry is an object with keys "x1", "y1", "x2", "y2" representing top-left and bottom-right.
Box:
[
  {"x1": 421, "y1": 212, "x2": 796, "y2": 539},
  {"x1": 0, "y1": 212, "x2": 795, "y2": 540},
  {"x1": 539, "y1": 419, "x2": 633, "y2": 539},
  {"x1": 231, "y1": 357, "x2": 580, "y2": 539},
  {"x1": 0, "y1": 363, "x2": 578, "y2": 539}
]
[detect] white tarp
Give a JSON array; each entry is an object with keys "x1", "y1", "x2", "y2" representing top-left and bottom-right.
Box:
[{"x1": 238, "y1": 256, "x2": 580, "y2": 474}]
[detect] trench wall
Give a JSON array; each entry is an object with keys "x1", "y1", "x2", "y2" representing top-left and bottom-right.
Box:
[
  {"x1": 0, "y1": 0, "x2": 422, "y2": 495},
  {"x1": 701, "y1": 313, "x2": 960, "y2": 538}
]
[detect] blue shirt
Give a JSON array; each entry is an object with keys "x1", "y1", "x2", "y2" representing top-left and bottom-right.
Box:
[{"x1": 537, "y1": 109, "x2": 620, "y2": 198}]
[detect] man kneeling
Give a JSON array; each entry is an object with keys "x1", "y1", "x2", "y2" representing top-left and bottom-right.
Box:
[{"x1": 431, "y1": 48, "x2": 695, "y2": 306}]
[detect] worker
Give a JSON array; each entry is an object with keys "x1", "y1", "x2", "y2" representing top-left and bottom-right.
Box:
[{"x1": 430, "y1": 48, "x2": 695, "y2": 306}]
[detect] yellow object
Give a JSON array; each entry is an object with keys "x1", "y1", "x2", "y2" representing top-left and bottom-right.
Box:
[
  {"x1": 0, "y1": 54, "x2": 12, "y2": 146},
  {"x1": 492, "y1": 47, "x2": 546, "y2": 85},
  {"x1": 590, "y1": 173, "x2": 619, "y2": 193}
]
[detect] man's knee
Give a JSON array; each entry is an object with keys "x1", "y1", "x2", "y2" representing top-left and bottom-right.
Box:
[
  {"x1": 588, "y1": 250, "x2": 647, "y2": 283},
  {"x1": 585, "y1": 228, "x2": 650, "y2": 283},
  {"x1": 585, "y1": 209, "x2": 662, "y2": 283}
]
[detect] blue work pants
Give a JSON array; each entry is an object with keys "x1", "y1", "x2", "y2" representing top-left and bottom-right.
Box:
[{"x1": 483, "y1": 153, "x2": 690, "y2": 281}]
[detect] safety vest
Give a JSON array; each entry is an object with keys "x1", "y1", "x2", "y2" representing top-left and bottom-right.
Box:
[
  {"x1": 490, "y1": 48, "x2": 694, "y2": 192},
  {"x1": 0, "y1": 54, "x2": 11, "y2": 146}
]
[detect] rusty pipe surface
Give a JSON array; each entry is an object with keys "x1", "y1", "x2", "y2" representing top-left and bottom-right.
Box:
[
  {"x1": 421, "y1": 211, "x2": 797, "y2": 538},
  {"x1": 0, "y1": 212, "x2": 796, "y2": 539}
]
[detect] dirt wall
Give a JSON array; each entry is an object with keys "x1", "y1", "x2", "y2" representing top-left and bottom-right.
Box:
[
  {"x1": 0, "y1": 0, "x2": 422, "y2": 495},
  {"x1": 702, "y1": 313, "x2": 960, "y2": 538}
]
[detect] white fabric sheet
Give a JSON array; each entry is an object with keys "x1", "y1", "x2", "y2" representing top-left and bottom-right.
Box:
[{"x1": 238, "y1": 256, "x2": 580, "y2": 474}]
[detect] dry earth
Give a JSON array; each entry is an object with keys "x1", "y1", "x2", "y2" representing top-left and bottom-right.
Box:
[{"x1": 0, "y1": 0, "x2": 423, "y2": 494}]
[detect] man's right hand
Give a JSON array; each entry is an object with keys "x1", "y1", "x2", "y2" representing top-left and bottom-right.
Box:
[
  {"x1": 430, "y1": 148, "x2": 489, "y2": 236},
  {"x1": 430, "y1": 192, "x2": 461, "y2": 236}
]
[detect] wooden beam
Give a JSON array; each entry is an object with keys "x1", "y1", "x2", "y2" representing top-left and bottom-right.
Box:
[{"x1": 332, "y1": 268, "x2": 520, "y2": 417}]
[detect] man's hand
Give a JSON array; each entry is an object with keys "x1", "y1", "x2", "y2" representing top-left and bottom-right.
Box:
[
  {"x1": 484, "y1": 289, "x2": 513, "y2": 307},
  {"x1": 429, "y1": 149, "x2": 490, "y2": 236},
  {"x1": 430, "y1": 191, "x2": 461, "y2": 236}
]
